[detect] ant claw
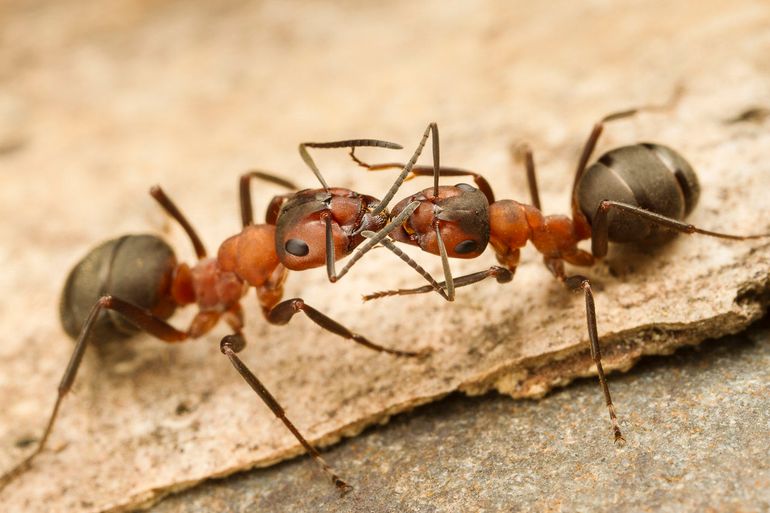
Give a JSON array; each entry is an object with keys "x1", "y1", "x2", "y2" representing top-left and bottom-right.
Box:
[
  {"x1": 510, "y1": 141, "x2": 532, "y2": 162},
  {"x1": 391, "y1": 346, "x2": 432, "y2": 358},
  {"x1": 335, "y1": 479, "x2": 354, "y2": 496}
]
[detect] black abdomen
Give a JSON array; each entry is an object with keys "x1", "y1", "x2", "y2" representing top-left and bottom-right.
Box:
[
  {"x1": 59, "y1": 234, "x2": 177, "y2": 342},
  {"x1": 577, "y1": 143, "x2": 700, "y2": 244}
]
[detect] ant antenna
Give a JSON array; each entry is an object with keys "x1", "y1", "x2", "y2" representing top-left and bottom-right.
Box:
[{"x1": 299, "y1": 139, "x2": 402, "y2": 192}]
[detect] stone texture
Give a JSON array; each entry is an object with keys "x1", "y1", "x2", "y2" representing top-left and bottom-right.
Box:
[
  {"x1": 0, "y1": 1, "x2": 769, "y2": 512},
  {"x1": 151, "y1": 323, "x2": 770, "y2": 513}
]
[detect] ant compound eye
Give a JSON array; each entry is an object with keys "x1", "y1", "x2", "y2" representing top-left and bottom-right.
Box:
[
  {"x1": 285, "y1": 239, "x2": 310, "y2": 257},
  {"x1": 454, "y1": 240, "x2": 478, "y2": 254},
  {"x1": 456, "y1": 183, "x2": 476, "y2": 192}
]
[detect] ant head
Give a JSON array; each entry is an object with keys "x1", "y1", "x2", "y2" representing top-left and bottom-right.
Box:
[
  {"x1": 275, "y1": 189, "x2": 387, "y2": 271},
  {"x1": 390, "y1": 184, "x2": 490, "y2": 259},
  {"x1": 278, "y1": 214, "x2": 348, "y2": 271}
]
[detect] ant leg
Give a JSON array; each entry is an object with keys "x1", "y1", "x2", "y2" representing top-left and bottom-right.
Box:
[
  {"x1": 150, "y1": 185, "x2": 207, "y2": 259},
  {"x1": 363, "y1": 266, "x2": 513, "y2": 301},
  {"x1": 423, "y1": 166, "x2": 495, "y2": 203},
  {"x1": 324, "y1": 124, "x2": 442, "y2": 282},
  {"x1": 568, "y1": 275, "x2": 625, "y2": 444},
  {"x1": 511, "y1": 143, "x2": 541, "y2": 211},
  {"x1": 590, "y1": 200, "x2": 770, "y2": 258},
  {"x1": 360, "y1": 232, "x2": 451, "y2": 301},
  {"x1": 220, "y1": 333, "x2": 352, "y2": 494},
  {"x1": 358, "y1": 233, "x2": 515, "y2": 301},
  {"x1": 569, "y1": 110, "x2": 640, "y2": 233},
  {"x1": 372, "y1": 123, "x2": 439, "y2": 215},
  {"x1": 239, "y1": 171, "x2": 298, "y2": 227},
  {"x1": 434, "y1": 224, "x2": 456, "y2": 301},
  {"x1": 266, "y1": 298, "x2": 428, "y2": 357},
  {"x1": 545, "y1": 259, "x2": 624, "y2": 444},
  {"x1": 324, "y1": 200, "x2": 421, "y2": 283},
  {"x1": 0, "y1": 295, "x2": 207, "y2": 492},
  {"x1": 299, "y1": 139, "x2": 402, "y2": 191},
  {"x1": 349, "y1": 155, "x2": 496, "y2": 204},
  {"x1": 570, "y1": 88, "x2": 684, "y2": 223}
]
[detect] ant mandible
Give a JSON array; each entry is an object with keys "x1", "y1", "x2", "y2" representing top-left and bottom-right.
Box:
[
  {"x1": 350, "y1": 110, "x2": 769, "y2": 444},
  {"x1": 0, "y1": 129, "x2": 446, "y2": 495}
]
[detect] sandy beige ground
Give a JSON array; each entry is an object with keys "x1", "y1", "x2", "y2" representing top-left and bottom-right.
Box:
[{"x1": 0, "y1": 1, "x2": 769, "y2": 512}]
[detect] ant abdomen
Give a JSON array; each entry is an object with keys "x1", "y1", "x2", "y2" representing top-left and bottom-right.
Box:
[
  {"x1": 59, "y1": 234, "x2": 178, "y2": 342},
  {"x1": 577, "y1": 143, "x2": 701, "y2": 244}
]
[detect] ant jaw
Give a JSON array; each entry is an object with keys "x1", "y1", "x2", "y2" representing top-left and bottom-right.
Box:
[
  {"x1": 366, "y1": 206, "x2": 390, "y2": 229},
  {"x1": 350, "y1": 208, "x2": 390, "y2": 246}
]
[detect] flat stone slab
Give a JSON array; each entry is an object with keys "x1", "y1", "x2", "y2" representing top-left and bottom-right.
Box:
[
  {"x1": 151, "y1": 324, "x2": 770, "y2": 513},
  {"x1": 0, "y1": 1, "x2": 769, "y2": 512}
]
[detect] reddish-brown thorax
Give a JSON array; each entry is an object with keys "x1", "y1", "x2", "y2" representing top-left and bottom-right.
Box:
[{"x1": 216, "y1": 224, "x2": 287, "y2": 316}]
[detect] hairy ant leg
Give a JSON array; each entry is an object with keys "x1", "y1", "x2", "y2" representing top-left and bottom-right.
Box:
[
  {"x1": 510, "y1": 143, "x2": 541, "y2": 211},
  {"x1": 0, "y1": 295, "x2": 230, "y2": 492},
  {"x1": 544, "y1": 258, "x2": 624, "y2": 443},
  {"x1": 0, "y1": 187, "x2": 235, "y2": 491},
  {"x1": 309, "y1": 127, "x2": 440, "y2": 283},
  {"x1": 220, "y1": 333, "x2": 352, "y2": 494},
  {"x1": 351, "y1": 125, "x2": 505, "y2": 300},
  {"x1": 359, "y1": 233, "x2": 452, "y2": 301},
  {"x1": 265, "y1": 298, "x2": 427, "y2": 357},
  {"x1": 570, "y1": 89, "x2": 684, "y2": 232},
  {"x1": 299, "y1": 139, "x2": 402, "y2": 193},
  {"x1": 249, "y1": 262, "x2": 427, "y2": 357},
  {"x1": 239, "y1": 171, "x2": 299, "y2": 227},
  {"x1": 349, "y1": 159, "x2": 495, "y2": 205},
  {"x1": 362, "y1": 264, "x2": 513, "y2": 301},
  {"x1": 590, "y1": 200, "x2": 770, "y2": 258},
  {"x1": 150, "y1": 185, "x2": 208, "y2": 258},
  {"x1": 508, "y1": 144, "x2": 621, "y2": 441},
  {"x1": 292, "y1": 134, "x2": 446, "y2": 292},
  {"x1": 322, "y1": 201, "x2": 420, "y2": 283}
]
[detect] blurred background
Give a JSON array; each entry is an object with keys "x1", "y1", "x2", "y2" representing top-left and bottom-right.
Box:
[{"x1": 1, "y1": 1, "x2": 769, "y2": 511}]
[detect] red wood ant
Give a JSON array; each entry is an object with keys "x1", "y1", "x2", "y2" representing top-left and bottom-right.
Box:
[
  {"x1": 0, "y1": 132, "x2": 446, "y2": 495},
  {"x1": 350, "y1": 113, "x2": 769, "y2": 444}
]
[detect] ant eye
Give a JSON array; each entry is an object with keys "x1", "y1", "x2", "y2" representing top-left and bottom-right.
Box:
[
  {"x1": 456, "y1": 183, "x2": 476, "y2": 191},
  {"x1": 454, "y1": 240, "x2": 478, "y2": 254},
  {"x1": 285, "y1": 239, "x2": 309, "y2": 257}
]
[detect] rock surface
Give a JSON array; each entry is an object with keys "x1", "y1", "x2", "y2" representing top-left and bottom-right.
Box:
[
  {"x1": 152, "y1": 323, "x2": 770, "y2": 513},
  {"x1": 0, "y1": 1, "x2": 768, "y2": 512}
]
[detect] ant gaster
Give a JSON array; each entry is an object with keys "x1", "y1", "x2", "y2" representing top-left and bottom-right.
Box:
[
  {"x1": 0, "y1": 130, "x2": 446, "y2": 495},
  {"x1": 352, "y1": 112, "x2": 769, "y2": 443}
]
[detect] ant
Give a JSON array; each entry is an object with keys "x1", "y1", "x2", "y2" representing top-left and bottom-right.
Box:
[
  {"x1": 0, "y1": 130, "x2": 449, "y2": 495},
  {"x1": 349, "y1": 111, "x2": 769, "y2": 444}
]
